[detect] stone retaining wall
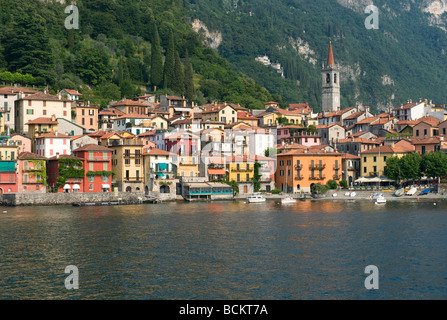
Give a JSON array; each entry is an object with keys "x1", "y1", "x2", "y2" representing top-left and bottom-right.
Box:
[{"x1": 0, "y1": 192, "x2": 146, "y2": 206}]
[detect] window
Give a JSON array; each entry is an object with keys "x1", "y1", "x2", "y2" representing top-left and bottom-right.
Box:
[
  {"x1": 102, "y1": 175, "x2": 109, "y2": 182},
  {"x1": 63, "y1": 111, "x2": 67, "y2": 116},
  {"x1": 88, "y1": 175, "x2": 95, "y2": 182},
  {"x1": 135, "y1": 159, "x2": 140, "y2": 165},
  {"x1": 416, "y1": 129, "x2": 419, "y2": 137},
  {"x1": 89, "y1": 184, "x2": 94, "y2": 191},
  {"x1": 237, "y1": 173, "x2": 240, "y2": 182},
  {"x1": 363, "y1": 157, "x2": 367, "y2": 163},
  {"x1": 26, "y1": 109, "x2": 34, "y2": 115},
  {"x1": 246, "y1": 173, "x2": 250, "y2": 181},
  {"x1": 125, "y1": 159, "x2": 130, "y2": 165},
  {"x1": 373, "y1": 156, "x2": 376, "y2": 162},
  {"x1": 384, "y1": 156, "x2": 387, "y2": 162},
  {"x1": 89, "y1": 163, "x2": 94, "y2": 171},
  {"x1": 364, "y1": 167, "x2": 367, "y2": 173},
  {"x1": 43, "y1": 110, "x2": 47, "y2": 115}
]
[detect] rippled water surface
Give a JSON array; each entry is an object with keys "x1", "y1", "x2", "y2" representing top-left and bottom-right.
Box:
[{"x1": 0, "y1": 200, "x2": 446, "y2": 299}]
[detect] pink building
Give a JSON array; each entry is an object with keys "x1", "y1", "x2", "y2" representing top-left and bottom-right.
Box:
[
  {"x1": 10, "y1": 134, "x2": 32, "y2": 153},
  {"x1": 16, "y1": 152, "x2": 47, "y2": 193}
]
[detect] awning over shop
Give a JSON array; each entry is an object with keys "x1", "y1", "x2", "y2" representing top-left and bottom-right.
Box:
[
  {"x1": 63, "y1": 184, "x2": 71, "y2": 189},
  {"x1": 208, "y1": 169, "x2": 225, "y2": 175},
  {"x1": 102, "y1": 184, "x2": 110, "y2": 189},
  {"x1": 72, "y1": 184, "x2": 80, "y2": 190},
  {"x1": 158, "y1": 163, "x2": 168, "y2": 170},
  {"x1": 156, "y1": 173, "x2": 165, "y2": 177}
]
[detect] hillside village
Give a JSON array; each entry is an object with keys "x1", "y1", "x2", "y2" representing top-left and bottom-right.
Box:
[{"x1": 0, "y1": 44, "x2": 446, "y2": 200}]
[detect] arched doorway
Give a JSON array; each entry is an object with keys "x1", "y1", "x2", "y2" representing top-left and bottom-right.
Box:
[
  {"x1": 144, "y1": 186, "x2": 149, "y2": 194},
  {"x1": 243, "y1": 185, "x2": 248, "y2": 194},
  {"x1": 126, "y1": 186, "x2": 132, "y2": 192},
  {"x1": 160, "y1": 185, "x2": 170, "y2": 194}
]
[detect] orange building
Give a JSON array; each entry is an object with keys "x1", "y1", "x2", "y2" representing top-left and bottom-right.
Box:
[{"x1": 275, "y1": 149, "x2": 344, "y2": 193}]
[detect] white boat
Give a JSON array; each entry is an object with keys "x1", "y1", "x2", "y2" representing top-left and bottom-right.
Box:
[
  {"x1": 406, "y1": 187, "x2": 417, "y2": 196},
  {"x1": 350, "y1": 192, "x2": 356, "y2": 197},
  {"x1": 332, "y1": 193, "x2": 338, "y2": 197},
  {"x1": 247, "y1": 194, "x2": 266, "y2": 203},
  {"x1": 375, "y1": 194, "x2": 386, "y2": 204},
  {"x1": 281, "y1": 196, "x2": 297, "y2": 204}
]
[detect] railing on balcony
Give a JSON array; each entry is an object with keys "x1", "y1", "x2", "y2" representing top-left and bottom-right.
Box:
[
  {"x1": 309, "y1": 175, "x2": 326, "y2": 180},
  {"x1": 333, "y1": 165, "x2": 341, "y2": 170},
  {"x1": 124, "y1": 177, "x2": 142, "y2": 183},
  {"x1": 232, "y1": 167, "x2": 253, "y2": 172},
  {"x1": 309, "y1": 164, "x2": 326, "y2": 170},
  {"x1": 333, "y1": 175, "x2": 341, "y2": 180},
  {"x1": 369, "y1": 172, "x2": 378, "y2": 177},
  {"x1": 123, "y1": 153, "x2": 142, "y2": 158},
  {"x1": 295, "y1": 175, "x2": 304, "y2": 180},
  {"x1": 295, "y1": 164, "x2": 304, "y2": 170},
  {"x1": 88, "y1": 156, "x2": 110, "y2": 161}
]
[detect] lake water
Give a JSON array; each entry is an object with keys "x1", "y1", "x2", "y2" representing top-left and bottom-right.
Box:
[{"x1": 0, "y1": 200, "x2": 446, "y2": 300}]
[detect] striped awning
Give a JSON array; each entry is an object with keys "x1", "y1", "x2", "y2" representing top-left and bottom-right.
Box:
[{"x1": 208, "y1": 169, "x2": 225, "y2": 175}]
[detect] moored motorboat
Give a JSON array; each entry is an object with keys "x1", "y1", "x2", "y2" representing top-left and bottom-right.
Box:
[
  {"x1": 281, "y1": 196, "x2": 297, "y2": 204},
  {"x1": 420, "y1": 188, "x2": 431, "y2": 195},
  {"x1": 406, "y1": 187, "x2": 417, "y2": 196},
  {"x1": 247, "y1": 194, "x2": 266, "y2": 203},
  {"x1": 394, "y1": 188, "x2": 405, "y2": 197},
  {"x1": 374, "y1": 194, "x2": 386, "y2": 204}
]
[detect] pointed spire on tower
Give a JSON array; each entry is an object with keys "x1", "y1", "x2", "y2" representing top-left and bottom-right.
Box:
[{"x1": 327, "y1": 41, "x2": 335, "y2": 67}]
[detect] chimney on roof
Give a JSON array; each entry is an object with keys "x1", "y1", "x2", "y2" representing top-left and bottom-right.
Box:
[{"x1": 56, "y1": 152, "x2": 60, "y2": 159}]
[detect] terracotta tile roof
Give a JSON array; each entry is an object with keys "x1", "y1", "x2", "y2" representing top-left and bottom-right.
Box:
[
  {"x1": 288, "y1": 103, "x2": 311, "y2": 112},
  {"x1": 99, "y1": 131, "x2": 122, "y2": 140},
  {"x1": 25, "y1": 117, "x2": 58, "y2": 125},
  {"x1": 411, "y1": 137, "x2": 442, "y2": 144},
  {"x1": 73, "y1": 144, "x2": 112, "y2": 152},
  {"x1": 18, "y1": 152, "x2": 47, "y2": 160},
  {"x1": 0, "y1": 86, "x2": 40, "y2": 95},
  {"x1": 327, "y1": 42, "x2": 335, "y2": 66},
  {"x1": 98, "y1": 109, "x2": 117, "y2": 116},
  {"x1": 415, "y1": 116, "x2": 441, "y2": 127},
  {"x1": 339, "y1": 153, "x2": 361, "y2": 159},
  {"x1": 114, "y1": 113, "x2": 151, "y2": 120},
  {"x1": 393, "y1": 102, "x2": 418, "y2": 110},
  {"x1": 355, "y1": 116, "x2": 379, "y2": 125},
  {"x1": 113, "y1": 99, "x2": 148, "y2": 107},
  {"x1": 70, "y1": 135, "x2": 86, "y2": 141},
  {"x1": 61, "y1": 89, "x2": 82, "y2": 96},
  {"x1": 88, "y1": 130, "x2": 108, "y2": 138},
  {"x1": 336, "y1": 138, "x2": 380, "y2": 144},
  {"x1": 264, "y1": 101, "x2": 278, "y2": 105},
  {"x1": 143, "y1": 147, "x2": 173, "y2": 156},
  {"x1": 137, "y1": 131, "x2": 156, "y2": 137},
  {"x1": 166, "y1": 95, "x2": 186, "y2": 101},
  {"x1": 164, "y1": 132, "x2": 199, "y2": 140},
  {"x1": 350, "y1": 131, "x2": 372, "y2": 137},
  {"x1": 361, "y1": 141, "x2": 414, "y2": 154},
  {"x1": 35, "y1": 132, "x2": 70, "y2": 139},
  {"x1": 108, "y1": 107, "x2": 126, "y2": 116},
  {"x1": 20, "y1": 92, "x2": 72, "y2": 102},
  {"x1": 344, "y1": 111, "x2": 364, "y2": 120},
  {"x1": 396, "y1": 120, "x2": 419, "y2": 126},
  {"x1": 48, "y1": 154, "x2": 82, "y2": 160},
  {"x1": 237, "y1": 111, "x2": 259, "y2": 120}
]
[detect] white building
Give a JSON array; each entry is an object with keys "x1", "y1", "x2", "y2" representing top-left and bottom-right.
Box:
[
  {"x1": 15, "y1": 91, "x2": 74, "y2": 134},
  {"x1": 112, "y1": 113, "x2": 152, "y2": 132},
  {"x1": 58, "y1": 89, "x2": 82, "y2": 101},
  {"x1": 35, "y1": 132, "x2": 71, "y2": 157},
  {"x1": 0, "y1": 86, "x2": 39, "y2": 130}
]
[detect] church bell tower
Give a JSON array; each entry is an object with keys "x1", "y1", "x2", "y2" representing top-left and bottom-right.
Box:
[{"x1": 321, "y1": 42, "x2": 340, "y2": 112}]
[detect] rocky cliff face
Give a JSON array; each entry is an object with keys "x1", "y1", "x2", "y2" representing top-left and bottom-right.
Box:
[{"x1": 191, "y1": 19, "x2": 223, "y2": 49}]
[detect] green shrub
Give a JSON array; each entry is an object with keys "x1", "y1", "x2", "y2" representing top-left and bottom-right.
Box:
[
  {"x1": 339, "y1": 179, "x2": 348, "y2": 189},
  {"x1": 271, "y1": 189, "x2": 282, "y2": 194},
  {"x1": 326, "y1": 180, "x2": 338, "y2": 189}
]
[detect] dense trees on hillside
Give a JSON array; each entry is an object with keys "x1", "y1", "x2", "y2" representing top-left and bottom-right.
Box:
[{"x1": 0, "y1": 0, "x2": 276, "y2": 108}]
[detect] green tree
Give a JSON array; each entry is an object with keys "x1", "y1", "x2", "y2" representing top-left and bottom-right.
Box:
[
  {"x1": 184, "y1": 49, "x2": 194, "y2": 101},
  {"x1": 163, "y1": 29, "x2": 175, "y2": 90},
  {"x1": 400, "y1": 152, "x2": 422, "y2": 182},
  {"x1": 4, "y1": 13, "x2": 53, "y2": 82},
  {"x1": 339, "y1": 179, "x2": 348, "y2": 189},
  {"x1": 172, "y1": 51, "x2": 184, "y2": 95},
  {"x1": 251, "y1": 162, "x2": 262, "y2": 192},
  {"x1": 264, "y1": 147, "x2": 277, "y2": 157},
  {"x1": 326, "y1": 180, "x2": 338, "y2": 190},
  {"x1": 75, "y1": 47, "x2": 111, "y2": 86},
  {"x1": 421, "y1": 151, "x2": 447, "y2": 181},
  {"x1": 150, "y1": 24, "x2": 163, "y2": 89},
  {"x1": 383, "y1": 156, "x2": 402, "y2": 182}
]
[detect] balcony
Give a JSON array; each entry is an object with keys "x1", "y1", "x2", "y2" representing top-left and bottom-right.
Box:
[
  {"x1": 309, "y1": 175, "x2": 326, "y2": 180},
  {"x1": 369, "y1": 172, "x2": 378, "y2": 177},
  {"x1": 333, "y1": 175, "x2": 341, "y2": 180},
  {"x1": 124, "y1": 177, "x2": 142, "y2": 183},
  {"x1": 295, "y1": 175, "x2": 304, "y2": 180},
  {"x1": 87, "y1": 156, "x2": 110, "y2": 162},
  {"x1": 232, "y1": 167, "x2": 253, "y2": 172},
  {"x1": 123, "y1": 153, "x2": 142, "y2": 158},
  {"x1": 309, "y1": 164, "x2": 326, "y2": 170},
  {"x1": 295, "y1": 164, "x2": 304, "y2": 170},
  {"x1": 347, "y1": 166, "x2": 356, "y2": 171},
  {"x1": 333, "y1": 165, "x2": 341, "y2": 170}
]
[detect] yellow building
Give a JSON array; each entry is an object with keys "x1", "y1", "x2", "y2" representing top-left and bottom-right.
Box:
[
  {"x1": 201, "y1": 104, "x2": 237, "y2": 124},
  {"x1": 177, "y1": 155, "x2": 200, "y2": 177},
  {"x1": 25, "y1": 116, "x2": 58, "y2": 139},
  {"x1": 360, "y1": 140, "x2": 414, "y2": 178},
  {"x1": 0, "y1": 111, "x2": 5, "y2": 134},
  {"x1": 0, "y1": 140, "x2": 20, "y2": 160},
  {"x1": 226, "y1": 155, "x2": 255, "y2": 183},
  {"x1": 103, "y1": 135, "x2": 144, "y2": 193}
]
